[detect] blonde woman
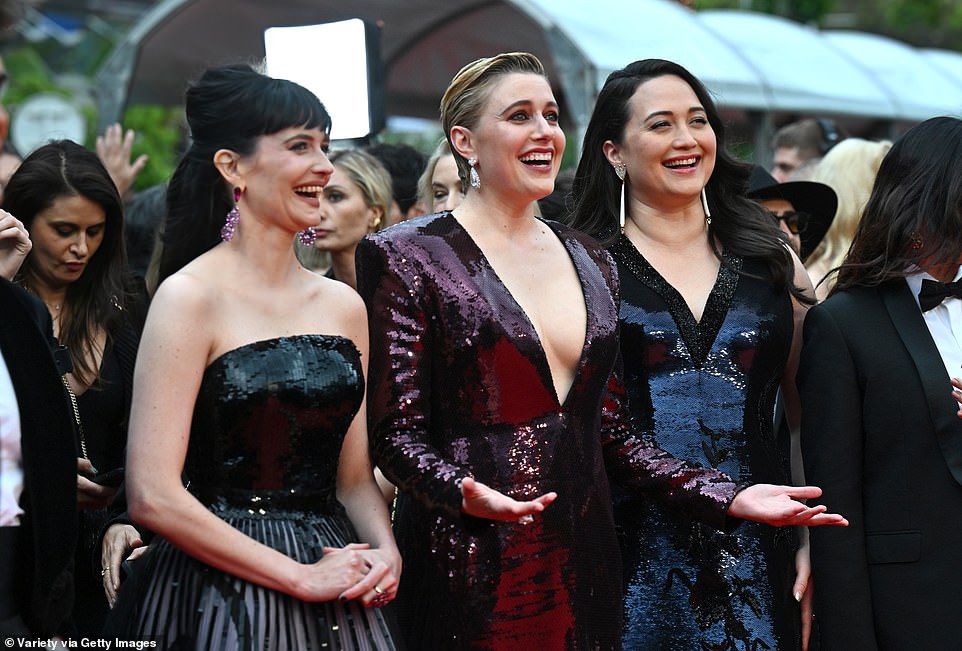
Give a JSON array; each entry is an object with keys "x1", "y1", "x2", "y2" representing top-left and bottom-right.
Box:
[
  {"x1": 307, "y1": 149, "x2": 391, "y2": 289},
  {"x1": 805, "y1": 138, "x2": 892, "y2": 300},
  {"x1": 418, "y1": 137, "x2": 465, "y2": 213}
]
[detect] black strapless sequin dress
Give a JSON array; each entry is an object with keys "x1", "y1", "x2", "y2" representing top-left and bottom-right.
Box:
[
  {"x1": 106, "y1": 335, "x2": 397, "y2": 651},
  {"x1": 610, "y1": 236, "x2": 800, "y2": 650}
]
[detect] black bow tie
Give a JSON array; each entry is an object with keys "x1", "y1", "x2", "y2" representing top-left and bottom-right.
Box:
[{"x1": 918, "y1": 278, "x2": 962, "y2": 311}]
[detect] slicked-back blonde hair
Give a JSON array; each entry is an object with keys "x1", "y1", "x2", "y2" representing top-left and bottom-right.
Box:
[{"x1": 440, "y1": 52, "x2": 547, "y2": 189}]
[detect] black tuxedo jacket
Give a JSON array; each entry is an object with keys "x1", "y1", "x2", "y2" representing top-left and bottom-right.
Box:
[
  {"x1": 798, "y1": 279, "x2": 962, "y2": 650},
  {"x1": 0, "y1": 278, "x2": 76, "y2": 636}
]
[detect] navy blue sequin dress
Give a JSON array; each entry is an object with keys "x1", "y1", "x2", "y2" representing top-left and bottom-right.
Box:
[
  {"x1": 106, "y1": 335, "x2": 397, "y2": 651},
  {"x1": 610, "y1": 236, "x2": 800, "y2": 650},
  {"x1": 356, "y1": 213, "x2": 741, "y2": 650}
]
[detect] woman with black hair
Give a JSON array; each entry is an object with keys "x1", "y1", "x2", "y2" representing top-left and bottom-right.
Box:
[
  {"x1": 3, "y1": 140, "x2": 141, "y2": 637},
  {"x1": 799, "y1": 116, "x2": 962, "y2": 650},
  {"x1": 567, "y1": 59, "x2": 817, "y2": 650},
  {"x1": 105, "y1": 64, "x2": 399, "y2": 649}
]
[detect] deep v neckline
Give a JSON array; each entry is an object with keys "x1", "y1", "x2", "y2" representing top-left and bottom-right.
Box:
[
  {"x1": 451, "y1": 214, "x2": 590, "y2": 407},
  {"x1": 611, "y1": 234, "x2": 741, "y2": 368}
]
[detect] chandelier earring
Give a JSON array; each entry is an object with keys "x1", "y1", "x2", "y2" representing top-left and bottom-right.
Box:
[
  {"x1": 615, "y1": 164, "x2": 627, "y2": 230},
  {"x1": 701, "y1": 187, "x2": 712, "y2": 226},
  {"x1": 221, "y1": 187, "x2": 241, "y2": 242},
  {"x1": 468, "y1": 157, "x2": 481, "y2": 190},
  {"x1": 297, "y1": 227, "x2": 317, "y2": 246}
]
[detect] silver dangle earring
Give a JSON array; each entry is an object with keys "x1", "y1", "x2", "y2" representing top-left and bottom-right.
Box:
[
  {"x1": 468, "y1": 157, "x2": 481, "y2": 190},
  {"x1": 701, "y1": 187, "x2": 712, "y2": 226},
  {"x1": 221, "y1": 187, "x2": 241, "y2": 242},
  {"x1": 615, "y1": 164, "x2": 627, "y2": 230},
  {"x1": 297, "y1": 227, "x2": 317, "y2": 246}
]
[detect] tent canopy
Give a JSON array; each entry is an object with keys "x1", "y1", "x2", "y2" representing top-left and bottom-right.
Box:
[{"x1": 94, "y1": 0, "x2": 962, "y2": 143}]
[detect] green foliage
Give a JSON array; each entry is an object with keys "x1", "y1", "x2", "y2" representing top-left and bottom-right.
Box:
[{"x1": 120, "y1": 103, "x2": 184, "y2": 192}]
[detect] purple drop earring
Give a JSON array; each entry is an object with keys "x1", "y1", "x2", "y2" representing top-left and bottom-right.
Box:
[{"x1": 221, "y1": 187, "x2": 241, "y2": 242}]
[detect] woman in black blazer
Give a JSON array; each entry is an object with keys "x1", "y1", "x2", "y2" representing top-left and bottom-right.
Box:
[{"x1": 799, "y1": 116, "x2": 962, "y2": 650}]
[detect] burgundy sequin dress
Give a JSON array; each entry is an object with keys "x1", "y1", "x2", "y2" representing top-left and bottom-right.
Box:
[
  {"x1": 356, "y1": 213, "x2": 740, "y2": 650},
  {"x1": 105, "y1": 335, "x2": 397, "y2": 651}
]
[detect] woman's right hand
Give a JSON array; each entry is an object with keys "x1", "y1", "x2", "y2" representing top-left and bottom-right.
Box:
[
  {"x1": 101, "y1": 523, "x2": 146, "y2": 607},
  {"x1": 460, "y1": 476, "x2": 557, "y2": 524}
]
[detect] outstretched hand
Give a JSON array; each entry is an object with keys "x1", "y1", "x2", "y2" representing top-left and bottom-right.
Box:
[
  {"x1": 728, "y1": 484, "x2": 848, "y2": 527},
  {"x1": 460, "y1": 476, "x2": 557, "y2": 524}
]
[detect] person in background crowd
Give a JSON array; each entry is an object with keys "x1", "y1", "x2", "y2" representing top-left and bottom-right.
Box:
[
  {"x1": 0, "y1": 208, "x2": 77, "y2": 639},
  {"x1": 805, "y1": 137, "x2": 892, "y2": 301},
  {"x1": 104, "y1": 64, "x2": 400, "y2": 649},
  {"x1": 800, "y1": 116, "x2": 962, "y2": 651},
  {"x1": 747, "y1": 165, "x2": 837, "y2": 263},
  {"x1": 4, "y1": 140, "x2": 141, "y2": 638},
  {"x1": 771, "y1": 117, "x2": 847, "y2": 183},
  {"x1": 357, "y1": 51, "x2": 845, "y2": 650},
  {"x1": 418, "y1": 137, "x2": 465, "y2": 213},
  {"x1": 567, "y1": 58, "x2": 833, "y2": 650},
  {"x1": 305, "y1": 148, "x2": 391, "y2": 289},
  {"x1": 366, "y1": 142, "x2": 427, "y2": 226}
]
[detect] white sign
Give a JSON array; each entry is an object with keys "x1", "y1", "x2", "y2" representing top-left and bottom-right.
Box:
[
  {"x1": 11, "y1": 93, "x2": 86, "y2": 156},
  {"x1": 265, "y1": 19, "x2": 376, "y2": 140}
]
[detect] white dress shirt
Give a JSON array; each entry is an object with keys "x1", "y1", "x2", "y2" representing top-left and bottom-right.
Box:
[
  {"x1": 905, "y1": 265, "x2": 962, "y2": 382},
  {"x1": 0, "y1": 351, "x2": 23, "y2": 526}
]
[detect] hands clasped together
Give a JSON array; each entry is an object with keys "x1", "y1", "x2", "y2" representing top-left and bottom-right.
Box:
[{"x1": 299, "y1": 543, "x2": 401, "y2": 608}]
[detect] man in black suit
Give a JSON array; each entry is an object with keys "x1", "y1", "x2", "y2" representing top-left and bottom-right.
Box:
[
  {"x1": 798, "y1": 117, "x2": 962, "y2": 650},
  {"x1": 0, "y1": 217, "x2": 77, "y2": 637}
]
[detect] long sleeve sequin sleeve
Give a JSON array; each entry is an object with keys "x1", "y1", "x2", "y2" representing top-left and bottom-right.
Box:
[{"x1": 355, "y1": 235, "x2": 468, "y2": 519}]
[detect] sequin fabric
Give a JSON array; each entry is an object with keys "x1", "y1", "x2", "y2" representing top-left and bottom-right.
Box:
[
  {"x1": 610, "y1": 235, "x2": 800, "y2": 650},
  {"x1": 356, "y1": 213, "x2": 741, "y2": 651},
  {"x1": 106, "y1": 335, "x2": 397, "y2": 651}
]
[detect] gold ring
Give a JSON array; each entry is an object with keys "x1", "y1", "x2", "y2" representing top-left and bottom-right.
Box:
[{"x1": 373, "y1": 585, "x2": 383, "y2": 594}]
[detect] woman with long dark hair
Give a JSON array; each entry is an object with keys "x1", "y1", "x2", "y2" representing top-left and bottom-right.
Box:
[
  {"x1": 4, "y1": 140, "x2": 140, "y2": 637},
  {"x1": 800, "y1": 116, "x2": 962, "y2": 650},
  {"x1": 567, "y1": 58, "x2": 818, "y2": 650}
]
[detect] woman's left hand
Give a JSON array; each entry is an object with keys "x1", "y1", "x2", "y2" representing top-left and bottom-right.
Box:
[
  {"x1": 100, "y1": 523, "x2": 146, "y2": 607},
  {"x1": 323, "y1": 543, "x2": 400, "y2": 608},
  {"x1": 794, "y1": 544, "x2": 814, "y2": 651},
  {"x1": 728, "y1": 484, "x2": 848, "y2": 527}
]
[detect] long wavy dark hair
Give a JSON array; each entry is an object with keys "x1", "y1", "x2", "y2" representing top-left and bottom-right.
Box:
[
  {"x1": 4, "y1": 139, "x2": 127, "y2": 384},
  {"x1": 157, "y1": 63, "x2": 331, "y2": 287},
  {"x1": 834, "y1": 116, "x2": 962, "y2": 292},
  {"x1": 567, "y1": 58, "x2": 808, "y2": 303}
]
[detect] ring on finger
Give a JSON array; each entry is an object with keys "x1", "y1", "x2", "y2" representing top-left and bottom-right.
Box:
[
  {"x1": 101, "y1": 567, "x2": 110, "y2": 577},
  {"x1": 373, "y1": 585, "x2": 383, "y2": 595}
]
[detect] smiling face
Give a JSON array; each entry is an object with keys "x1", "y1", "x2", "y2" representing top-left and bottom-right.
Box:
[
  {"x1": 233, "y1": 126, "x2": 333, "y2": 234},
  {"x1": 431, "y1": 153, "x2": 464, "y2": 212},
  {"x1": 28, "y1": 194, "x2": 106, "y2": 291},
  {"x1": 454, "y1": 72, "x2": 565, "y2": 206},
  {"x1": 313, "y1": 165, "x2": 382, "y2": 255},
  {"x1": 604, "y1": 74, "x2": 716, "y2": 213}
]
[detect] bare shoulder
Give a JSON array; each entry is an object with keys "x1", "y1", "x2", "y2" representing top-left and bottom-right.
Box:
[{"x1": 304, "y1": 274, "x2": 367, "y2": 328}]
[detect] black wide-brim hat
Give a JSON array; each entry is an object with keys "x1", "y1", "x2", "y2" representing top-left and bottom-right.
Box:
[{"x1": 747, "y1": 165, "x2": 838, "y2": 262}]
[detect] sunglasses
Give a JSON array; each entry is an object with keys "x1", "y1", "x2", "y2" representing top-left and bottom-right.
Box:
[{"x1": 768, "y1": 210, "x2": 808, "y2": 235}]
